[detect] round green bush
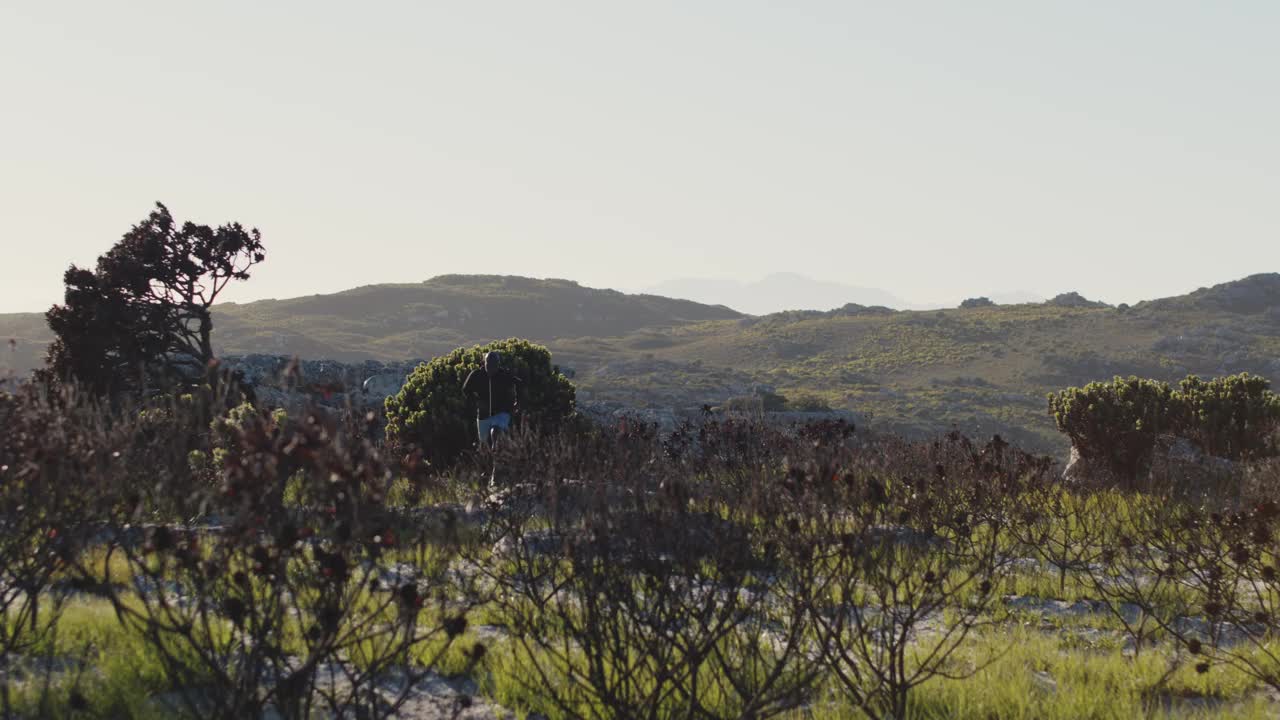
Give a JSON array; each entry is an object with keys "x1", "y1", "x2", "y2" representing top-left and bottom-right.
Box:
[
  {"x1": 383, "y1": 338, "x2": 576, "y2": 467},
  {"x1": 1050, "y1": 372, "x2": 1280, "y2": 480},
  {"x1": 1048, "y1": 376, "x2": 1182, "y2": 480},
  {"x1": 1179, "y1": 373, "x2": 1280, "y2": 459}
]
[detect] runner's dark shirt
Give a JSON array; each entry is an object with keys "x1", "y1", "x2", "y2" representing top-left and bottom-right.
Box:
[{"x1": 462, "y1": 368, "x2": 520, "y2": 419}]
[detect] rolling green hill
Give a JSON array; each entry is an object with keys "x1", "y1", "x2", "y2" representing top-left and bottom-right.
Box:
[
  {"x1": 210, "y1": 274, "x2": 745, "y2": 361},
  {"x1": 5, "y1": 273, "x2": 1280, "y2": 455}
]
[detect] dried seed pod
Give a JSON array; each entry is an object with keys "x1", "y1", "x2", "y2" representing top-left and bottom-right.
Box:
[{"x1": 443, "y1": 615, "x2": 468, "y2": 638}]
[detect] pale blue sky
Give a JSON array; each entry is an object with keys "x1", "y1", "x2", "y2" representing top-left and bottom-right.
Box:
[{"x1": 2, "y1": 1, "x2": 1277, "y2": 312}]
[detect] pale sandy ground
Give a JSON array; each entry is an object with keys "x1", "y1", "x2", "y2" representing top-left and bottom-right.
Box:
[{"x1": 388, "y1": 673, "x2": 516, "y2": 720}]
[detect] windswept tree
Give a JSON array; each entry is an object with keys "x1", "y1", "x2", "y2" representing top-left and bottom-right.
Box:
[{"x1": 42, "y1": 203, "x2": 264, "y2": 394}]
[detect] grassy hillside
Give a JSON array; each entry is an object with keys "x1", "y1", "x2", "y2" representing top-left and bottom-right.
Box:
[
  {"x1": 0, "y1": 312, "x2": 52, "y2": 381},
  {"x1": 211, "y1": 275, "x2": 743, "y2": 361},
  {"x1": 0, "y1": 275, "x2": 741, "y2": 374},
  {"x1": 606, "y1": 275, "x2": 1280, "y2": 452},
  {"x1": 5, "y1": 273, "x2": 1279, "y2": 454}
]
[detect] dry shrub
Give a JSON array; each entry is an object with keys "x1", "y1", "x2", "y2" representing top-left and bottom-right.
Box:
[{"x1": 2, "y1": 380, "x2": 481, "y2": 719}]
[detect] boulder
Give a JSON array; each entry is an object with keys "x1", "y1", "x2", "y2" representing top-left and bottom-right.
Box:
[
  {"x1": 362, "y1": 372, "x2": 414, "y2": 400},
  {"x1": 1062, "y1": 446, "x2": 1092, "y2": 484},
  {"x1": 1061, "y1": 445, "x2": 1126, "y2": 486},
  {"x1": 1148, "y1": 436, "x2": 1234, "y2": 486}
]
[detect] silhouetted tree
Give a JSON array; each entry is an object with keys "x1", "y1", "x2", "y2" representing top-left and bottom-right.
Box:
[{"x1": 42, "y1": 203, "x2": 264, "y2": 395}]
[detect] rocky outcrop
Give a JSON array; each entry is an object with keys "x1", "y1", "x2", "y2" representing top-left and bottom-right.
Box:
[
  {"x1": 223, "y1": 354, "x2": 424, "y2": 416},
  {"x1": 1047, "y1": 292, "x2": 1110, "y2": 309},
  {"x1": 1061, "y1": 446, "x2": 1097, "y2": 484},
  {"x1": 1186, "y1": 273, "x2": 1280, "y2": 314},
  {"x1": 1148, "y1": 435, "x2": 1235, "y2": 486},
  {"x1": 1139, "y1": 274, "x2": 1280, "y2": 316},
  {"x1": 576, "y1": 401, "x2": 861, "y2": 433}
]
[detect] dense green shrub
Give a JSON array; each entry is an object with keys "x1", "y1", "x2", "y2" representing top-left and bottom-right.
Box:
[
  {"x1": 1050, "y1": 373, "x2": 1280, "y2": 480},
  {"x1": 1048, "y1": 376, "x2": 1182, "y2": 480},
  {"x1": 384, "y1": 338, "x2": 576, "y2": 467},
  {"x1": 1178, "y1": 373, "x2": 1280, "y2": 459}
]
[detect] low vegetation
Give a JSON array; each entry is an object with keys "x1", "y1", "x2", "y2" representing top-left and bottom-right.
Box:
[
  {"x1": 1050, "y1": 373, "x2": 1280, "y2": 480},
  {"x1": 5, "y1": 363, "x2": 1280, "y2": 718}
]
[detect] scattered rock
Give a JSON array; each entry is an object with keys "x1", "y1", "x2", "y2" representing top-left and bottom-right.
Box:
[
  {"x1": 388, "y1": 672, "x2": 515, "y2": 720},
  {"x1": 221, "y1": 354, "x2": 423, "y2": 419},
  {"x1": 1046, "y1": 292, "x2": 1110, "y2": 309},
  {"x1": 1004, "y1": 595, "x2": 1105, "y2": 618},
  {"x1": 149, "y1": 670, "x2": 519, "y2": 720}
]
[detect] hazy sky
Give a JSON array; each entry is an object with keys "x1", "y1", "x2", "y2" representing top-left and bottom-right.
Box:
[{"x1": 2, "y1": 1, "x2": 1277, "y2": 313}]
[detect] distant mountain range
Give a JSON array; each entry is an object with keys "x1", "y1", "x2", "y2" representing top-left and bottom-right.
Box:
[
  {"x1": 4, "y1": 272, "x2": 1279, "y2": 456},
  {"x1": 641, "y1": 273, "x2": 1044, "y2": 314}
]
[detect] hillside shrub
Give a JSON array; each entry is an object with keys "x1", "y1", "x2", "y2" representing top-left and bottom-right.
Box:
[
  {"x1": 0, "y1": 381, "x2": 224, "y2": 712},
  {"x1": 1048, "y1": 376, "x2": 1182, "y2": 481},
  {"x1": 724, "y1": 395, "x2": 765, "y2": 414},
  {"x1": 1049, "y1": 373, "x2": 1280, "y2": 481},
  {"x1": 89, "y1": 403, "x2": 475, "y2": 719},
  {"x1": 0, "y1": 385, "x2": 105, "y2": 712},
  {"x1": 384, "y1": 338, "x2": 576, "y2": 468},
  {"x1": 785, "y1": 391, "x2": 833, "y2": 412},
  {"x1": 1178, "y1": 373, "x2": 1280, "y2": 459},
  {"x1": 478, "y1": 423, "x2": 824, "y2": 718}
]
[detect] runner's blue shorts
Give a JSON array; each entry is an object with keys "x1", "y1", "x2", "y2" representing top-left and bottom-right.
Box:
[{"x1": 477, "y1": 412, "x2": 511, "y2": 442}]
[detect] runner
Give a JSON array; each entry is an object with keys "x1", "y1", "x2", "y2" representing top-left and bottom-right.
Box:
[{"x1": 461, "y1": 351, "x2": 521, "y2": 448}]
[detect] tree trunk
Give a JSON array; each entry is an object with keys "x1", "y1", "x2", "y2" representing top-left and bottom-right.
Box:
[{"x1": 198, "y1": 309, "x2": 214, "y2": 366}]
